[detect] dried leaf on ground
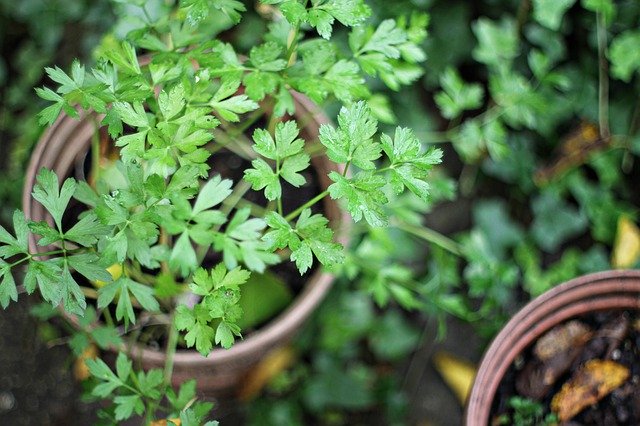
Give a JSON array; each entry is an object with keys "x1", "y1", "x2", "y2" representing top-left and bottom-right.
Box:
[
  {"x1": 237, "y1": 346, "x2": 295, "y2": 401},
  {"x1": 551, "y1": 359, "x2": 630, "y2": 422},
  {"x1": 611, "y1": 216, "x2": 640, "y2": 268},
  {"x1": 535, "y1": 122, "x2": 610, "y2": 185},
  {"x1": 432, "y1": 351, "x2": 476, "y2": 405},
  {"x1": 150, "y1": 419, "x2": 180, "y2": 426},
  {"x1": 534, "y1": 320, "x2": 592, "y2": 361},
  {"x1": 73, "y1": 344, "x2": 98, "y2": 381}
]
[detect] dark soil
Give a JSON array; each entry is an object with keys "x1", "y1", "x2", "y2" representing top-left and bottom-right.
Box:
[
  {"x1": 491, "y1": 310, "x2": 640, "y2": 425},
  {"x1": 0, "y1": 294, "x2": 97, "y2": 425}
]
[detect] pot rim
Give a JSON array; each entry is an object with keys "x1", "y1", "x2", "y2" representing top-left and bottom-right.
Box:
[
  {"x1": 465, "y1": 269, "x2": 640, "y2": 425},
  {"x1": 23, "y1": 90, "x2": 349, "y2": 368}
]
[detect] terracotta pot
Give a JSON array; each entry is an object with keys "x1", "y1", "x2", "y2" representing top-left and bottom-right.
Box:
[
  {"x1": 23, "y1": 91, "x2": 349, "y2": 396},
  {"x1": 465, "y1": 269, "x2": 640, "y2": 425}
]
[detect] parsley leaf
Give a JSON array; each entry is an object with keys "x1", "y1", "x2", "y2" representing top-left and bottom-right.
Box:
[
  {"x1": 381, "y1": 127, "x2": 443, "y2": 202},
  {"x1": 328, "y1": 171, "x2": 388, "y2": 227},
  {"x1": 319, "y1": 101, "x2": 380, "y2": 170},
  {"x1": 244, "y1": 121, "x2": 310, "y2": 200},
  {"x1": 32, "y1": 168, "x2": 77, "y2": 231}
]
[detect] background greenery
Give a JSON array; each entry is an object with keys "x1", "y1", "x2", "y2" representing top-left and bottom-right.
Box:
[{"x1": 1, "y1": 0, "x2": 639, "y2": 424}]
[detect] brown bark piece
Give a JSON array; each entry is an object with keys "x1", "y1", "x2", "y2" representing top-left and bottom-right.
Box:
[{"x1": 551, "y1": 359, "x2": 630, "y2": 422}]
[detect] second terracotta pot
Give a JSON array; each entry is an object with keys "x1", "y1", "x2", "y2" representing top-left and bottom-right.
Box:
[{"x1": 465, "y1": 269, "x2": 640, "y2": 425}]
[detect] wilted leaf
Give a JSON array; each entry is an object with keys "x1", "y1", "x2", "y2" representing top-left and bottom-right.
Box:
[
  {"x1": 551, "y1": 359, "x2": 629, "y2": 422},
  {"x1": 432, "y1": 351, "x2": 476, "y2": 405},
  {"x1": 150, "y1": 419, "x2": 181, "y2": 426},
  {"x1": 611, "y1": 216, "x2": 640, "y2": 268},
  {"x1": 535, "y1": 122, "x2": 610, "y2": 185},
  {"x1": 73, "y1": 344, "x2": 99, "y2": 381},
  {"x1": 237, "y1": 346, "x2": 295, "y2": 401}
]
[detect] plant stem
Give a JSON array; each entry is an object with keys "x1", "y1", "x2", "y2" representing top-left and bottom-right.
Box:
[
  {"x1": 596, "y1": 11, "x2": 610, "y2": 139},
  {"x1": 393, "y1": 221, "x2": 463, "y2": 256},
  {"x1": 284, "y1": 189, "x2": 329, "y2": 222},
  {"x1": 90, "y1": 116, "x2": 101, "y2": 188},
  {"x1": 163, "y1": 312, "x2": 179, "y2": 386}
]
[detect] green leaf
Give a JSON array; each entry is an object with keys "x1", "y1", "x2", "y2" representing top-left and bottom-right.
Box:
[
  {"x1": 65, "y1": 213, "x2": 110, "y2": 246},
  {"x1": 533, "y1": 0, "x2": 576, "y2": 30},
  {"x1": 328, "y1": 172, "x2": 388, "y2": 227},
  {"x1": 319, "y1": 101, "x2": 380, "y2": 170},
  {"x1": 356, "y1": 19, "x2": 406, "y2": 58},
  {"x1": 114, "y1": 394, "x2": 144, "y2": 421},
  {"x1": 434, "y1": 67, "x2": 484, "y2": 119},
  {"x1": 244, "y1": 158, "x2": 281, "y2": 200},
  {"x1": 381, "y1": 127, "x2": 443, "y2": 201},
  {"x1": 215, "y1": 321, "x2": 240, "y2": 349},
  {"x1": 176, "y1": 305, "x2": 216, "y2": 355},
  {"x1": 32, "y1": 169, "x2": 77, "y2": 231},
  {"x1": 0, "y1": 265, "x2": 17, "y2": 308},
  {"x1": 116, "y1": 352, "x2": 132, "y2": 380},
  {"x1": 158, "y1": 84, "x2": 185, "y2": 120},
  {"x1": 192, "y1": 176, "x2": 233, "y2": 216},
  {"x1": 610, "y1": 30, "x2": 640, "y2": 82},
  {"x1": 308, "y1": 9, "x2": 334, "y2": 39},
  {"x1": 170, "y1": 232, "x2": 198, "y2": 277},
  {"x1": 316, "y1": 0, "x2": 370, "y2": 27},
  {"x1": 472, "y1": 18, "x2": 519, "y2": 68},
  {"x1": 35, "y1": 87, "x2": 65, "y2": 126},
  {"x1": 98, "y1": 277, "x2": 157, "y2": 325},
  {"x1": 243, "y1": 70, "x2": 280, "y2": 101},
  {"x1": 210, "y1": 94, "x2": 259, "y2": 122},
  {"x1": 113, "y1": 102, "x2": 149, "y2": 128},
  {"x1": 67, "y1": 254, "x2": 112, "y2": 283},
  {"x1": 280, "y1": 0, "x2": 307, "y2": 25},
  {"x1": 581, "y1": 0, "x2": 615, "y2": 23},
  {"x1": 249, "y1": 41, "x2": 287, "y2": 72},
  {"x1": 531, "y1": 191, "x2": 588, "y2": 251},
  {"x1": 127, "y1": 280, "x2": 160, "y2": 312}
]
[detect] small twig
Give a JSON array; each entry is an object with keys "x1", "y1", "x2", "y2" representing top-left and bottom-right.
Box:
[{"x1": 596, "y1": 11, "x2": 610, "y2": 139}]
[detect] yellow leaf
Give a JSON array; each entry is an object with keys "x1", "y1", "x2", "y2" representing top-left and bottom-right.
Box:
[
  {"x1": 237, "y1": 346, "x2": 295, "y2": 401},
  {"x1": 551, "y1": 359, "x2": 629, "y2": 422},
  {"x1": 92, "y1": 263, "x2": 124, "y2": 288},
  {"x1": 432, "y1": 351, "x2": 476, "y2": 405},
  {"x1": 73, "y1": 344, "x2": 98, "y2": 381},
  {"x1": 150, "y1": 419, "x2": 181, "y2": 426},
  {"x1": 612, "y1": 216, "x2": 640, "y2": 268}
]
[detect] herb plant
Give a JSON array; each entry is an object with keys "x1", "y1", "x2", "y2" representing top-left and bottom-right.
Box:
[{"x1": 0, "y1": 0, "x2": 439, "y2": 423}]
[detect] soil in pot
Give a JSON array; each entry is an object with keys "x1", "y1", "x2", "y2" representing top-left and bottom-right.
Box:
[{"x1": 491, "y1": 309, "x2": 640, "y2": 425}]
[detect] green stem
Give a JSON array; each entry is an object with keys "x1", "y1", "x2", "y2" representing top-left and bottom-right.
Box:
[
  {"x1": 284, "y1": 190, "x2": 330, "y2": 222},
  {"x1": 90, "y1": 117, "x2": 101, "y2": 187},
  {"x1": 163, "y1": 312, "x2": 179, "y2": 386},
  {"x1": 596, "y1": 11, "x2": 610, "y2": 139},
  {"x1": 393, "y1": 221, "x2": 463, "y2": 256}
]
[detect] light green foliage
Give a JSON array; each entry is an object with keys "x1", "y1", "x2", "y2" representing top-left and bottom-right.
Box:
[
  {"x1": 381, "y1": 127, "x2": 443, "y2": 201},
  {"x1": 98, "y1": 276, "x2": 160, "y2": 326},
  {"x1": 533, "y1": 0, "x2": 576, "y2": 30},
  {"x1": 610, "y1": 30, "x2": 640, "y2": 82},
  {"x1": 581, "y1": 0, "x2": 616, "y2": 23},
  {"x1": 531, "y1": 190, "x2": 588, "y2": 252},
  {"x1": 244, "y1": 121, "x2": 310, "y2": 201},
  {"x1": 472, "y1": 18, "x2": 519, "y2": 69},
  {"x1": 435, "y1": 67, "x2": 484, "y2": 119},
  {"x1": 175, "y1": 264, "x2": 250, "y2": 352},
  {"x1": 263, "y1": 209, "x2": 343, "y2": 274}
]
